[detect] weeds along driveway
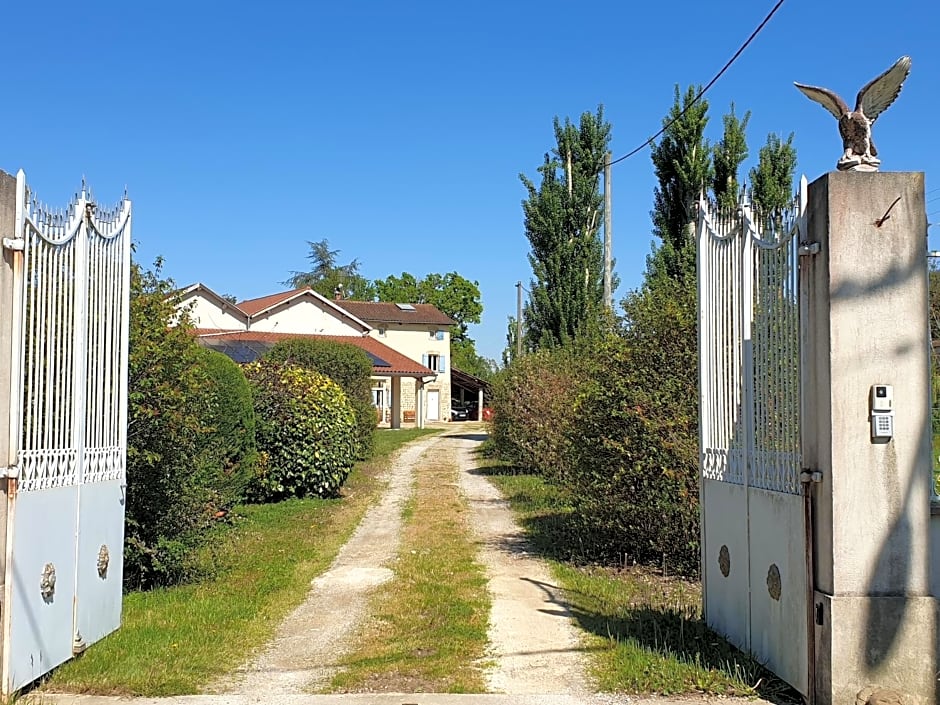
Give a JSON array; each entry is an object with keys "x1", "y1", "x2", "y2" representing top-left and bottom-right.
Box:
[
  {"x1": 220, "y1": 424, "x2": 591, "y2": 697},
  {"x1": 214, "y1": 432, "x2": 441, "y2": 695}
]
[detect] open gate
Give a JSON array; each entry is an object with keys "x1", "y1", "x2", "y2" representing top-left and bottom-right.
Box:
[
  {"x1": 697, "y1": 177, "x2": 811, "y2": 698},
  {"x1": 0, "y1": 170, "x2": 131, "y2": 693}
]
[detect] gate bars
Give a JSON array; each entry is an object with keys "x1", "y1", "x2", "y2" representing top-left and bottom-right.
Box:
[
  {"x1": 13, "y1": 171, "x2": 131, "y2": 492},
  {"x1": 697, "y1": 176, "x2": 808, "y2": 495}
]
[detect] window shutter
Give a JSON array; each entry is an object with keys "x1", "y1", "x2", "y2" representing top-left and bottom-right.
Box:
[
  {"x1": 439, "y1": 355, "x2": 447, "y2": 373},
  {"x1": 422, "y1": 354, "x2": 428, "y2": 367}
]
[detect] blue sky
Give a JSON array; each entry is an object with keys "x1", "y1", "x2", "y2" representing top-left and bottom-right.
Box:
[{"x1": 3, "y1": 1, "x2": 938, "y2": 362}]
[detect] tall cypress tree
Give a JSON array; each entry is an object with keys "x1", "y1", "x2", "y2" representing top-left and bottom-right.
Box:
[{"x1": 520, "y1": 107, "x2": 611, "y2": 349}]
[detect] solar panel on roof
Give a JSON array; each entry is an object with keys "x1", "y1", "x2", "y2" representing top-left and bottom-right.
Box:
[{"x1": 364, "y1": 350, "x2": 391, "y2": 367}]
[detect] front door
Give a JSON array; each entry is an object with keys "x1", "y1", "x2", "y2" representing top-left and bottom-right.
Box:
[{"x1": 427, "y1": 390, "x2": 440, "y2": 421}]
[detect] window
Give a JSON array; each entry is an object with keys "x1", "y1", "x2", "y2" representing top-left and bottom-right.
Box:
[
  {"x1": 423, "y1": 353, "x2": 447, "y2": 373},
  {"x1": 372, "y1": 388, "x2": 385, "y2": 407},
  {"x1": 434, "y1": 330, "x2": 445, "y2": 341},
  {"x1": 377, "y1": 327, "x2": 387, "y2": 337}
]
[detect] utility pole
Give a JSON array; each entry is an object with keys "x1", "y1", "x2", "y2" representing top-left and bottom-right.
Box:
[
  {"x1": 516, "y1": 281, "x2": 523, "y2": 360},
  {"x1": 603, "y1": 151, "x2": 612, "y2": 309}
]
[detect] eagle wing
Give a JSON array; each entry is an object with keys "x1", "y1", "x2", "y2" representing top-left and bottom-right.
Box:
[
  {"x1": 793, "y1": 83, "x2": 849, "y2": 119},
  {"x1": 856, "y1": 55, "x2": 911, "y2": 123}
]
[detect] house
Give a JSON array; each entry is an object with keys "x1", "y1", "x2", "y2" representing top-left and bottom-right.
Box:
[
  {"x1": 172, "y1": 284, "x2": 453, "y2": 428},
  {"x1": 335, "y1": 300, "x2": 455, "y2": 424}
]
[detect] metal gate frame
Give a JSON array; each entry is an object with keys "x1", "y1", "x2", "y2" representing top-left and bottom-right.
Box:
[
  {"x1": 0, "y1": 170, "x2": 131, "y2": 693},
  {"x1": 697, "y1": 176, "x2": 811, "y2": 698}
]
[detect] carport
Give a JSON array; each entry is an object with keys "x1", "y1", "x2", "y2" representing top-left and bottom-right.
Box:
[{"x1": 450, "y1": 367, "x2": 489, "y2": 420}]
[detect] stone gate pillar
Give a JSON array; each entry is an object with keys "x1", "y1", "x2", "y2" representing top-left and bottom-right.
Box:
[{"x1": 802, "y1": 171, "x2": 936, "y2": 705}]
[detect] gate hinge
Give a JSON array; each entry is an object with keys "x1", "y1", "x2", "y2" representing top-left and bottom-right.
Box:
[
  {"x1": 0, "y1": 465, "x2": 18, "y2": 479},
  {"x1": 2, "y1": 237, "x2": 24, "y2": 251},
  {"x1": 798, "y1": 242, "x2": 820, "y2": 256},
  {"x1": 800, "y1": 469, "x2": 823, "y2": 483}
]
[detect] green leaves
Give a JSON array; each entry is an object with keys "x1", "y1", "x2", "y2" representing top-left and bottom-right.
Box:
[
  {"x1": 264, "y1": 338, "x2": 376, "y2": 459},
  {"x1": 283, "y1": 239, "x2": 376, "y2": 300},
  {"x1": 749, "y1": 132, "x2": 797, "y2": 218},
  {"x1": 520, "y1": 106, "x2": 611, "y2": 350},
  {"x1": 245, "y1": 361, "x2": 357, "y2": 502}
]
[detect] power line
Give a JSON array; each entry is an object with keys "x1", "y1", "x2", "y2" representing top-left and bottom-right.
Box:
[{"x1": 605, "y1": 0, "x2": 787, "y2": 169}]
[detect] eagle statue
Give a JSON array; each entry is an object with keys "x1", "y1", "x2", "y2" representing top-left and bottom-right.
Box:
[{"x1": 794, "y1": 56, "x2": 911, "y2": 172}]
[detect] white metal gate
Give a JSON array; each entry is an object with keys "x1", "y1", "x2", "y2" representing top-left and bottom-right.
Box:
[
  {"x1": 1, "y1": 170, "x2": 131, "y2": 693},
  {"x1": 697, "y1": 177, "x2": 809, "y2": 697}
]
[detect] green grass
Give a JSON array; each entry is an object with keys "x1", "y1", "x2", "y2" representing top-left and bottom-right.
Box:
[
  {"x1": 44, "y1": 428, "x2": 440, "y2": 696},
  {"x1": 329, "y1": 444, "x2": 489, "y2": 693},
  {"x1": 482, "y1": 459, "x2": 796, "y2": 700}
]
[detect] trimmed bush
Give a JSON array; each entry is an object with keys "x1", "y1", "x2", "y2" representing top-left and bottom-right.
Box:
[
  {"x1": 564, "y1": 278, "x2": 700, "y2": 575},
  {"x1": 245, "y1": 360, "x2": 357, "y2": 501},
  {"x1": 488, "y1": 345, "x2": 585, "y2": 481},
  {"x1": 126, "y1": 262, "x2": 218, "y2": 589},
  {"x1": 264, "y1": 338, "x2": 376, "y2": 459},
  {"x1": 193, "y1": 348, "x2": 257, "y2": 511}
]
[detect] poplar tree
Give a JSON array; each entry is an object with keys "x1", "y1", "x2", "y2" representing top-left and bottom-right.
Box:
[
  {"x1": 648, "y1": 85, "x2": 713, "y2": 283},
  {"x1": 750, "y1": 132, "x2": 798, "y2": 216},
  {"x1": 520, "y1": 106, "x2": 611, "y2": 349},
  {"x1": 712, "y1": 104, "x2": 750, "y2": 212}
]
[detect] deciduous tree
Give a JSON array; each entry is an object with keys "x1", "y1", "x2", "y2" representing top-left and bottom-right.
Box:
[
  {"x1": 521, "y1": 106, "x2": 611, "y2": 348},
  {"x1": 648, "y1": 86, "x2": 712, "y2": 283},
  {"x1": 749, "y1": 132, "x2": 798, "y2": 217},
  {"x1": 712, "y1": 104, "x2": 750, "y2": 213}
]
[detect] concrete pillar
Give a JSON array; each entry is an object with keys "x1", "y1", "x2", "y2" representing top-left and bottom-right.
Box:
[
  {"x1": 477, "y1": 388, "x2": 484, "y2": 420},
  {"x1": 416, "y1": 379, "x2": 424, "y2": 429},
  {"x1": 802, "y1": 172, "x2": 935, "y2": 705},
  {"x1": 0, "y1": 171, "x2": 17, "y2": 660},
  {"x1": 390, "y1": 376, "x2": 402, "y2": 430}
]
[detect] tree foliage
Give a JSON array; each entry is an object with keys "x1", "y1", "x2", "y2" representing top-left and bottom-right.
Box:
[
  {"x1": 245, "y1": 361, "x2": 357, "y2": 501},
  {"x1": 284, "y1": 239, "x2": 376, "y2": 300},
  {"x1": 648, "y1": 86, "x2": 712, "y2": 283},
  {"x1": 264, "y1": 337, "x2": 376, "y2": 458},
  {"x1": 126, "y1": 260, "x2": 257, "y2": 589},
  {"x1": 712, "y1": 104, "x2": 750, "y2": 213},
  {"x1": 194, "y1": 348, "x2": 258, "y2": 512},
  {"x1": 749, "y1": 132, "x2": 798, "y2": 217},
  {"x1": 521, "y1": 106, "x2": 611, "y2": 348}
]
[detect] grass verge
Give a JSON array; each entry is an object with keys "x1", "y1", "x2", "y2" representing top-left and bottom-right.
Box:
[
  {"x1": 44, "y1": 428, "x2": 439, "y2": 696},
  {"x1": 481, "y1": 460, "x2": 796, "y2": 701},
  {"x1": 328, "y1": 442, "x2": 489, "y2": 693}
]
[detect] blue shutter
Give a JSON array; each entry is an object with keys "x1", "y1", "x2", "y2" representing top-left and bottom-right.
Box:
[
  {"x1": 422, "y1": 354, "x2": 428, "y2": 368},
  {"x1": 439, "y1": 355, "x2": 446, "y2": 373}
]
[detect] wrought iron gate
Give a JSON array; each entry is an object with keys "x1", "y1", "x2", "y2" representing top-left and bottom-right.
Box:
[
  {"x1": 1, "y1": 170, "x2": 131, "y2": 693},
  {"x1": 697, "y1": 177, "x2": 809, "y2": 696}
]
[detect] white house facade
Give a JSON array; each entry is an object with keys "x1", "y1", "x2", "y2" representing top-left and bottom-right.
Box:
[{"x1": 172, "y1": 284, "x2": 453, "y2": 427}]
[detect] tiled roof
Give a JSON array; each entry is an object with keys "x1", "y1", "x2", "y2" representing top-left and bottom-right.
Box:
[
  {"x1": 237, "y1": 288, "x2": 308, "y2": 316},
  {"x1": 337, "y1": 301, "x2": 455, "y2": 326},
  {"x1": 194, "y1": 329, "x2": 436, "y2": 377}
]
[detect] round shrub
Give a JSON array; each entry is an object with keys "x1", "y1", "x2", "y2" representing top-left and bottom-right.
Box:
[
  {"x1": 245, "y1": 360, "x2": 357, "y2": 501},
  {"x1": 264, "y1": 338, "x2": 376, "y2": 459},
  {"x1": 194, "y1": 348, "x2": 257, "y2": 511}
]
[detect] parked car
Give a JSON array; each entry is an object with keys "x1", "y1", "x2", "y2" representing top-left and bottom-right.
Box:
[{"x1": 451, "y1": 401, "x2": 470, "y2": 421}]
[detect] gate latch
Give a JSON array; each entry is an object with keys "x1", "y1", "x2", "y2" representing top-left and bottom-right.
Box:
[
  {"x1": 800, "y1": 469, "x2": 823, "y2": 483},
  {"x1": 798, "y1": 242, "x2": 820, "y2": 256}
]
